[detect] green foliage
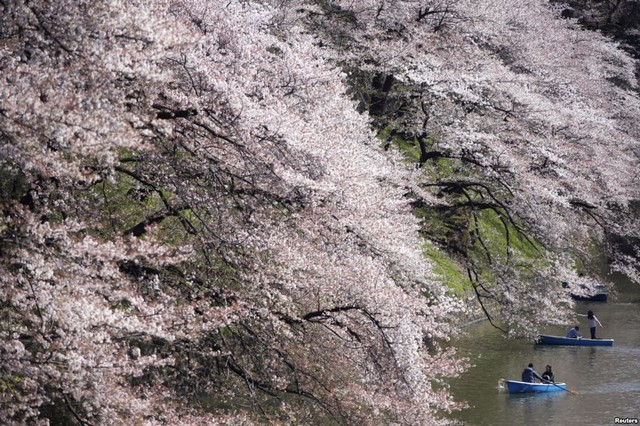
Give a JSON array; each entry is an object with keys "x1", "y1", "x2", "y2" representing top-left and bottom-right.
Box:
[
  {"x1": 466, "y1": 209, "x2": 548, "y2": 288},
  {"x1": 381, "y1": 129, "x2": 551, "y2": 292},
  {"x1": 0, "y1": 162, "x2": 30, "y2": 206},
  {"x1": 155, "y1": 212, "x2": 197, "y2": 245},
  {"x1": 470, "y1": 209, "x2": 543, "y2": 265},
  {"x1": 574, "y1": 231, "x2": 609, "y2": 276},
  {"x1": 386, "y1": 132, "x2": 422, "y2": 162},
  {"x1": 84, "y1": 171, "x2": 189, "y2": 243},
  {"x1": 115, "y1": 298, "x2": 133, "y2": 311},
  {"x1": 0, "y1": 375, "x2": 24, "y2": 396},
  {"x1": 423, "y1": 243, "x2": 468, "y2": 294}
]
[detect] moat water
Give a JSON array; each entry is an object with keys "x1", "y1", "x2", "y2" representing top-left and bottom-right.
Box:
[{"x1": 448, "y1": 273, "x2": 640, "y2": 426}]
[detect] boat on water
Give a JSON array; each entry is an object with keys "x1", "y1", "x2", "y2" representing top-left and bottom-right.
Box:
[
  {"x1": 504, "y1": 380, "x2": 568, "y2": 393},
  {"x1": 536, "y1": 334, "x2": 614, "y2": 346},
  {"x1": 570, "y1": 284, "x2": 608, "y2": 302},
  {"x1": 562, "y1": 282, "x2": 608, "y2": 302}
]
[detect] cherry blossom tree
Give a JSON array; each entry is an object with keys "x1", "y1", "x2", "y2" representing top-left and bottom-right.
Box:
[
  {"x1": 285, "y1": 0, "x2": 640, "y2": 332},
  {"x1": 1, "y1": 0, "x2": 464, "y2": 424},
  {"x1": 2, "y1": 0, "x2": 640, "y2": 424}
]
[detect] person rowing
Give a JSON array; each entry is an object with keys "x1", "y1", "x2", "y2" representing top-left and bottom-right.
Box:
[{"x1": 521, "y1": 363, "x2": 552, "y2": 383}]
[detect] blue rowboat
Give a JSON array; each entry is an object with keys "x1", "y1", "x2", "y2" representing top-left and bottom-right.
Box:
[
  {"x1": 505, "y1": 380, "x2": 568, "y2": 393},
  {"x1": 570, "y1": 284, "x2": 608, "y2": 302},
  {"x1": 571, "y1": 292, "x2": 607, "y2": 302},
  {"x1": 562, "y1": 282, "x2": 608, "y2": 302},
  {"x1": 536, "y1": 334, "x2": 614, "y2": 346}
]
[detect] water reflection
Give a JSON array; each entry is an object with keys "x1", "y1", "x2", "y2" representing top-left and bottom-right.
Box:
[{"x1": 504, "y1": 392, "x2": 568, "y2": 425}]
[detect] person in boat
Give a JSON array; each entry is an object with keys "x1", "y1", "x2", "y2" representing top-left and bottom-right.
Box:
[
  {"x1": 542, "y1": 365, "x2": 554, "y2": 382},
  {"x1": 521, "y1": 363, "x2": 546, "y2": 383},
  {"x1": 578, "y1": 310, "x2": 603, "y2": 339},
  {"x1": 566, "y1": 325, "x2": 582, "y2": 339}
]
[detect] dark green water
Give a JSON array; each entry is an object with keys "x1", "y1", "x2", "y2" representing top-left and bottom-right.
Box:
[{"x1": 448, "y1": 274, "x2": 640, "y2": 425}]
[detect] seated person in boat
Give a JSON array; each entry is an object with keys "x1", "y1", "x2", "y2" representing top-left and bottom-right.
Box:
[
  {"x1": 542, "y1": 365, "x2": 554, "y2": 382},
  {"x1": 521, "y1": 363, "x2": 545, "y2": 383},
  {"x1": 566, "y1": 325, "x2": 581, "y2": 339}
]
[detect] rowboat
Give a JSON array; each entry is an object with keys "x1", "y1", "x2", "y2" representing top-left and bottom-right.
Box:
[
  {"x1": 562, "y1": 282, "x2": 608, "y2": 302},
  {"x1": 504, "y1": 380, "x2": 568, "y2": 393},
  {"x1": 536, "y1": 334, "x2": 614, "y2": 346},
  {"x1": 570, "y1": 285, "x2": 607, "y2": 302}
]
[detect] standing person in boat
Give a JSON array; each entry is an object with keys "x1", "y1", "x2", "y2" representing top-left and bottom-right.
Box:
[
  {"x1": 578, "y1": 310, "x2": 603, "y2": 339},
  {"x1": 521, "y1": 363, "x2": 546, "y2": 383},
  {"x1": 542, "y1": 365, "x2": 555, "y2": 383},
  {"x1": 566, "y1": 325, "x2": 582, "y2": 338}
]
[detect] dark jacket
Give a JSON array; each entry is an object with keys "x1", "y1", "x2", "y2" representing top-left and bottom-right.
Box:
[{"x1": 521, "y1": 367, "x2": 544, "y2": 383}]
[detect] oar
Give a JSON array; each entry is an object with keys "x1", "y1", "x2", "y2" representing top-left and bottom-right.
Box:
[{"x1": 545, "y1": 380, "x2": 578, "y2": 395}]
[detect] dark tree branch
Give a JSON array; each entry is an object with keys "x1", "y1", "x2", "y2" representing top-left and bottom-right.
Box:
[
  {"x1": 114, "y1": 165, "x2": 198, "y2": 235},
  {"x1": 152, "y1": 103, "x2": 198, "y2": 120},
  {"x1": 60, "y1": 390, "x2": 95, "y2": 426},
  {"x1": 467, "y1": 268, "x2": 508, "y2": 334}
]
